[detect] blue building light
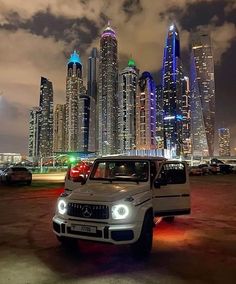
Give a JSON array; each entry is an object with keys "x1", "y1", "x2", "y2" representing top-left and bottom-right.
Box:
[
  {"x1": 68, "y1": 50, "x2": 82, "y2": 65},
  {"x1": 176, "y1": 114, "x2": 183, "y2": 121}
]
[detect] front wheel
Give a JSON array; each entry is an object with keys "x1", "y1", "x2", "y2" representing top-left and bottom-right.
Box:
[
  {"x1": 57, "y1": 236, "x2": 77, "y2": 249},
  {"x1": 130, "y1": 212, "x2": 153, "y2": 258}
]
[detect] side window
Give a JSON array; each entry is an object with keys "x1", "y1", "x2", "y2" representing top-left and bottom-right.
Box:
[{"x1": 159, "y1": 163, "x2": 186, "y2": 184}]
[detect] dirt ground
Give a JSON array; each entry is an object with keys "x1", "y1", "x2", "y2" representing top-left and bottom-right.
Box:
[{"x1": 0, "y1": 174, "x2": 236, "y2": 284}]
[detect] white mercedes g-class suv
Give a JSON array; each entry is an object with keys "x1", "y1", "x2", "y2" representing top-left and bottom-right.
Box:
[{"x1": 53, "y1": 156, "x2": 190, "y2": 257}]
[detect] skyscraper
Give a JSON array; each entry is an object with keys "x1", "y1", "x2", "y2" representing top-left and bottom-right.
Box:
[
  {"x1": 78, "y1": 87, "x2": 91, "y2": 153},
  {"x1": 65, "y1": 50, "x2": 83, "y2": 152},
  {"x1": 181, "y1": 76, "x2": 191, "y2": 155},
  {"x1": 28, "y1": 107, "x2": 40, "y2": 160},
  {"x1": 118, "y1": 59, "x2": 138, "y2": 154},
  {"x1": 162, "y1": 24, "x2": 183, "y2": 157},
  {"x1": 218, "y1": 128, "x2": 230, "y2": 157},
  {"x1": 98, "y1": 23, "x2": 118, "y2": 156},
  {"x1": 190, "y1": 32, "x2": 216, "y2": 157},
  {"x1": 136, "y1": 72, "x2": 156, "y2": 151},
  {"x1": 87, "y1": 48, "x2": 98, "y2": 153},
  {"x1": 155, "y1": 84, "x2": 164, "y2": 151},
  {"x1": 39, "y1": 77, "x2": 54, "y2": 157},
  {"x1": 53, "y1": 104, "x2": 66, "y2": 153}
]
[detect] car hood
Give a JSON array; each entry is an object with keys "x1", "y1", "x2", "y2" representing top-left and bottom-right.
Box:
[{"x1": 68, "y1": 182, "x2": 148, "y2": 202}]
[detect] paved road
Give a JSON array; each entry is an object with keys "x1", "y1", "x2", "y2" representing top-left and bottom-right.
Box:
[{"x1": 0, "y1": 175, "x2": 236, "y2": 284}]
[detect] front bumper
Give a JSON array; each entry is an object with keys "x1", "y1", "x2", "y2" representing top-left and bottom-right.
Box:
[{"x1": 52, "y1": 216, "x2": 142, "y2": 245}]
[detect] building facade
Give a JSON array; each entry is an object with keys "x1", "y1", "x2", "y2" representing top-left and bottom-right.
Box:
[
  {"x1": 218, "y1": 128, "x2": 230, "y2": 157},
  {"x1": 155, "y1": 84, "x2": 164, "y2": 151},
  {"x1": 38, "y1": 77, "x2": 54, "y2": 157},
  {"x1": 136, "y1": 72, "x2": 156, "y2": 150},
  {"x1": 98, "y1": 23, "x2": 118, "y2": 156},
  {"x1": 117, "y1": 59, "x2": 138, "y2": 154},
  {"x1": 190, "y1": 32, "x2": 216, "y2": 157},
  {"x1": 87, "y1": 47, "x2": 98, "y2": 153},
  {"x1": 162, "y1": 24, "x2": 183, "y2": 157},
  {"x1": 65, "y1": 50, "x2": 83, "y2": 152},
  {"x1": 181, "y1": 76, "x2": 191, "y2": 156},
  {"x1": 28, "y1": 107, "x2": 40, "y2": 159},
  {"x1": 53, "y1": 104, "x2": 66, "y2": 153}
]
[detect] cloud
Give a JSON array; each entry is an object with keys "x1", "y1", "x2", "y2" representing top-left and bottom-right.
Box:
[{"x1": 211, "y1": 22, "x2": 236, "y2": 63}]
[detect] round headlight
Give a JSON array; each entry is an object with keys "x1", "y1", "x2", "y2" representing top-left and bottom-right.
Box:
[
  {"x1": 112, "y1": 204, "x2": 129, "y2": 220},
  {"x1": 58, "y1": 199, "x2": 67, "y2": 215}
]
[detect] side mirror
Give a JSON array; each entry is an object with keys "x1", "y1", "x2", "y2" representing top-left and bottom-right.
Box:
[{"x1": 154, "y1": 177, "x2": 167, "y2": 188}]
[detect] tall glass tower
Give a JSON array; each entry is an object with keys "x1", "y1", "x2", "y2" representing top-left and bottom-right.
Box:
[
  {"x1": 98, "y1": 23, "x2": 118, "y2": 156},
  {"x1": 87, "y1": 48, "x2": 98, "y2": 153},
  {"x1": 65, "y1": 50, "x2": 83, "y2": 152},
  {"x1": 190, "y1": 32, "x2": 215, "y2": 157},
  {"x1": 28, "y1": 107, "x2": 40, "y2": 160},
  {"x1": 162, "y1": 24, "x2": 183, "y2": 157},
  {"x1": 181, "y1": 76, "x2": 191, "y2": 155},
  {"x1": 136, "y1": 72, "x2": 156, "y2": 151},
  {"x1": 118, "y1": 59, "x2": 138, "y2": 153},
  {"x1": 39, "y1": 77, "x2": 54, "y2": 157}
]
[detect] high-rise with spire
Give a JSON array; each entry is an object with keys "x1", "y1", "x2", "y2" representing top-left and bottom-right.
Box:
[
  {"x1": 190, "y1": 32, "x2": 215, "y2": 157},
  {"x1": 118, "y1": 59, "x2": 138, "y2": 153},
  {"x1": 65, "y1": 50, "x2": 83, "y2": 152},
  {"x1": 98, "y1": 22, "x2": 118, "y2": 156},
  {"x1": 162, "y1": 24, "x2": 183, "y2": 157}
]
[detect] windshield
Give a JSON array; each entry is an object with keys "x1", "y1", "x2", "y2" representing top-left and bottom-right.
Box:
[{"x1": 90, "y1": 160, "x2": 149, "y2": 182}]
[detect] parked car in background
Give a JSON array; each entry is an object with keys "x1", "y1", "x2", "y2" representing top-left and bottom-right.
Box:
[
  {"x1": 0, "y1": 166, "x2": 32, "y2": 185},
  {"x1": 225, "y1": 160, "x2": 236, "y2": 173},
  {"x1": 64, "y1": 161, "x2": 93, "y2": 192},
  {"x1": 189, "y1": 166, "x2": 203, "y2": 176},
  {"x1": 210, "y1": 159, "x2": 233, "y2": 174},
  {"x1": 198, "y1": 164, "x2": 211, "y2": 175}
]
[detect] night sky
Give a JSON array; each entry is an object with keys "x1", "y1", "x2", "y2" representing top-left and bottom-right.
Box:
[{"x1": 0, "y1": 0, "x2": 235, "y2": 155}]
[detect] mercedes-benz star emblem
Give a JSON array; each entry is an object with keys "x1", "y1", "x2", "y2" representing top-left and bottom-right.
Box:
[{"x1": 81, "y1": 205, "x2": 92, "y2": 218}]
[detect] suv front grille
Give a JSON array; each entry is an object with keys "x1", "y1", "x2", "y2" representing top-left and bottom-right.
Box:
[{"x1": 67, "y1": 203, "x2": 109, "y2": 219}]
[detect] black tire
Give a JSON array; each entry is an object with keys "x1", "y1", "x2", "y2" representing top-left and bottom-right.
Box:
[
  {"x1": 130, "y1": 211, "x2": 153, "y2": 258},
  {"x1": 163, "y1": 216, "x2": 175, "y2": 223},
  {"x1": 57, "y1": 236, "x2": 77, "y2": 249},
  {"x1": 26, "y1": 180, "x2": 32, "y2": 186}
]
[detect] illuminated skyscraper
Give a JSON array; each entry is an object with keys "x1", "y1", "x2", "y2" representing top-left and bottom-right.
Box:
[
  {"x1": 39, "y1": 77, "x2": 54, "y2": 157},
  {"x1": 136, "y1": 72, "x2": 156, "y2": 150},
  {"x1": 28, "y1": 107, "x2": 40, "y2": 160},
  {"x1": 190, "y1": 32, "x2": 215, "y2": 157},
  {"x1": 218, "y1": 128, "x2": 230, "y2": 157},
  {"x1": 162, "y1": 24, "x2": 183, "y2": 157},
  {"x1": 181, "y1": 76, "x2": 191, "y2": 155},
  {"x1": 87, "y1": 48, "x2": 98, "y2": 153},
  {"x1": 155, "y1": 84, "x2": 164, "y2": 151},
  {"x1": 53, "y1": 104, "x2": 66, "y2": 153},
  {"x1": 118, "y1": 59, "x2": 138, "y2": 153},
  {"x1": 65, "y1": 50, "x2": 83, "y2": 152},
  {"x1": 78, "y1": 87, "x2": 92, "y2": 152},
  {"x1": 98, "y1": 23, "x2": 118, "y2": 155}
]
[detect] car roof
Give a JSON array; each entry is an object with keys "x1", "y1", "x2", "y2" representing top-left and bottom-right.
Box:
[{"x1": 94, "y1": 155, "x2": 167, "y2": 162}]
